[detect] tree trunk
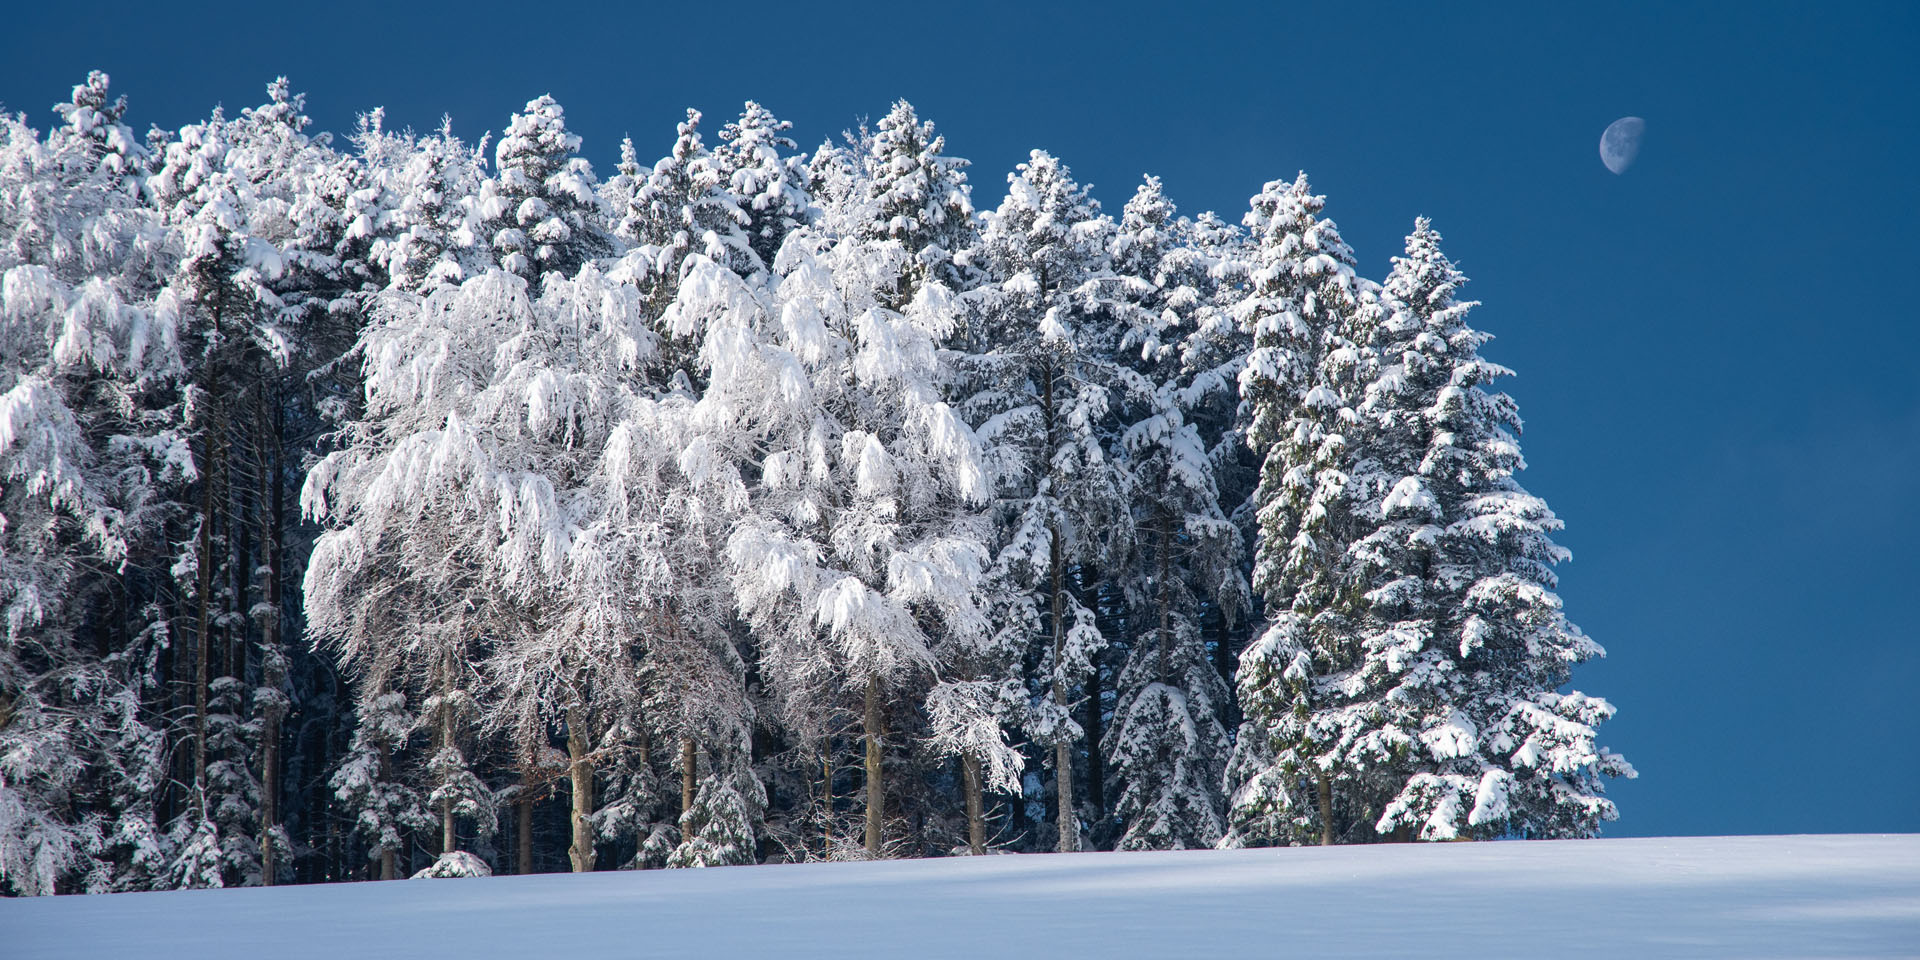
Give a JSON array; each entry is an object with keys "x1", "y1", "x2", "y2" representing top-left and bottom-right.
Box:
[
  {"x1": 1317, "y1": 774, "x2": 1335, "y2": 846},
  {"x1": 517, "y1": 758, "x2": 535, "y2": 874},
  {"x1": 1085, "y1": 647, "x2": 1104, "y2": 821},
  {"x1": 680, "y1": 737, "x2": 696, "y2": 824},
  {"x1": 192, "y1": 428, "x2": 216, "y2": 821},
  {"x1": 962, "y1": 754, "x2": 985, "y2": 856},
  {"x1": 377, "y1": 740, "x2": 396, "y2": 880},
  {"x1": 567, "y1": 704, "x2": 595, "y2": 872},
  {"x1": 257, "y1": 410, "x2": 284, "y2": 885},
  {"x1": 1049, "y1": 522, "x2": 1077, "y2": 853},
  {"x1": 820, "y1": 743, "x2": 834, "y2": 857},
  {"x1": 1158, "y1": 508, "x2": 1173, "y2": 684},
  {"x1": 863, "y1": 676, "x2": 883, "y2": 856}
]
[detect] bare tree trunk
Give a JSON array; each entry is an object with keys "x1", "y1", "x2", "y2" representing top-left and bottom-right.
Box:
[
  {"x1": 962, "y1": 754, "x2": 985, "y2": 856},
  {"x1": 377, "y1": 741, "x2": 396, "y2": 880},
  {"x1": 1085, "y1": 645, "x2": 1104, "y2": 821},
  {"x1": 257, "y1": 408, "x2": 284, "y2": 884},
  {"x1": 863, "y1": 677, "x2": 883, "y2": 856},
  {"x1": 1049, "y1": 522, "x2": 1077, "y2": 853},
  {"x1": 680, "y1": 737, "x2": 696, "y2": 824},
  {"x1": 192, "y1": 427, "x2": 216, "y2": 822},
  {"x1": 1317, "y1": 774, "x2": 1335, "y2": 846},
  {"x1": 517, "y1": 759, "x2": 535, "y2": 874},
  {"x1": 1158, "y1": 508, "x2": 1173, "y2": 684},
  {"x1": 567, "y1": 703, "x2": 595, "y2": 872},
  {"x1": 440, "y1": 704, "x2": 456, "y2": 855},
  {"x1": 820, "y1": 744, "x2": 834, "y2": 856}
]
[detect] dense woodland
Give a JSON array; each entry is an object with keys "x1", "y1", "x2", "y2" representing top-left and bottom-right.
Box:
[{"x1": 0, "y1": 74, "x2": 1632, "y2": 895}]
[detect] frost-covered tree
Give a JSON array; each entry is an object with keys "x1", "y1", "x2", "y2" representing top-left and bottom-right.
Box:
[
  {"x1": 714, "y1": 101, "x2": 809, "y2": 273},
  {"x1": 1103, "y1": 177, "x2": 1238, "y2": 850},
  {"x1": 684, "y1": 211, "x2": 990, "y2": 857},
  {"x1": 329, "y1": 685, "x2": 428, "y2": 879},
  {"x1": 484, "y1": 95, "x2": 606, "y2": 280},
  {"x1": 371, "y1": 119, "x2": 489, "y2": 294},
  {"x1": 1352, "y1": 219, "x2": 1632, "y2": 840},
  {"x1": 966, "y1": 151, "x2": 1126, "y2": 852},
  {"x1": 1222, "y1": 173, "x2": 1377, "y2": 847}
]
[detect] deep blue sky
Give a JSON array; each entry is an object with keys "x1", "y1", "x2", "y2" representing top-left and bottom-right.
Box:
[{"x1": 6, "y1": 2, "x2": 1916, "y2": 839}]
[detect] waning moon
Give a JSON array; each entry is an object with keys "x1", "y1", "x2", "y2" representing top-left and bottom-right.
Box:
[{"x1": 1600, "y1": 117, "x2": 1645, "y2": 174}]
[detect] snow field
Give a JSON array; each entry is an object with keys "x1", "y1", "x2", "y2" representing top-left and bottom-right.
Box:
[{"x1": 6, "y1": 834, "x2": 1916, "y2": 959}]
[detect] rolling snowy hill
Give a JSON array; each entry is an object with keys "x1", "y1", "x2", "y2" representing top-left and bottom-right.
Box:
[{"x1": 6, "y1": 835, "x2": 1916, "y2": 959}]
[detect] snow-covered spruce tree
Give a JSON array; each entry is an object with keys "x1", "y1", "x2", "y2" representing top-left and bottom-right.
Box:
[
  {"x1": 328, "y1": 682, "x2": 428, "y2": 879},
  {"x1": 143, "y1": 100, "x2": 289, "y2": 885},
  {"x1": 1222, "y1": 173, "x2": 1379, "y2": 847},
  {"x1": 682, "y1": 203, "x2": 991, "y2": 857},
  {"x1": 369, "y1": 118, "x2": 489, "y2": 295},
  {"x1": 1102, "y1": 176, "x2": 1238, "y2": 850},
  {"x1": 610, "y1": 109, "x2": 756, "y2": 384},
  {"x1": 1352, "y1": 219, "x2": 1631, "y2": 840},
  {"x1": 484, "y1": 95, "x2": 607, "y2": 281},
  {"x1": 965, "y1": 150, "x2": 1127, "y2": 853},
  {"x1": 714, "y1": 101, "x2": 809, "y2": 275}
]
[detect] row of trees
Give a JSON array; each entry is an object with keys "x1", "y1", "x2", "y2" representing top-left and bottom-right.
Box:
[{"x1": 0, "y1": 74, "x2": 1631, "y2": 895}]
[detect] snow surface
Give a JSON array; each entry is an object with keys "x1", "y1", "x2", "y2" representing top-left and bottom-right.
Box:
[{"x1": 6, "y1": 835, "x2": 1916, "y2": 959}]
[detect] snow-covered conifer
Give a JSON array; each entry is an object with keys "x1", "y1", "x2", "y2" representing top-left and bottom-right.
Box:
[
  {"x1": 1103, "y1": 177, "x2": 1238, "y2": 850},
  {"x1": 1222, "y1": 173, "x2": 1378, "y2": 847},
  {"x1": 966, "y1": 151, "x2": 1127, "y2": 852},
  {"x1": 1354, "y1": 219, "x2": 1632, "y2": 840},
  {"x1": 485, "y1": 95, "x2": 606, "y2": 280}
]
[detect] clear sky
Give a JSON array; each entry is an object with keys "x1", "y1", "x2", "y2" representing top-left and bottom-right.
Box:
[{"x1": 4, "y1": 1, "x2": 1915, "y2": 839}]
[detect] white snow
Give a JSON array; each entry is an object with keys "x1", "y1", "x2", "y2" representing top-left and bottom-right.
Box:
[{"x1": 5, "y1": 835, "x2": 1915, "y2": 958}]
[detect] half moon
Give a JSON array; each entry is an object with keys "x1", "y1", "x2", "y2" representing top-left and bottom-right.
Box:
[{"x1": 1600, "y1": 117, "x2": 1645, "y2": 174}]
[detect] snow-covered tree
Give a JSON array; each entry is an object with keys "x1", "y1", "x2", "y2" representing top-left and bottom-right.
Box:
[
  {"x1": 484, "y1": 95, "x2": 606, "y2": 280},
  {"x1": 1353, "y1": 219, "x2": 1632, "y2": 841},
  {"x1": 966, "y1": 150, "x2": 1127, "y2": 852},
  {"x1": 685, "y1": 209, "x2": 991, "y2": 857},
  {"x1": 714, "y1": 101, "x2": 809, "y2": 273},
  {"x1": 1222, "y1": 173, "x2": 1378, "y2": 847},
  {"x1": 329, "y1": 685, "x2": 428, "y2": 879},
  {"x1": 1103, "y1": 176, "x2": 1238, "y2": 850}
]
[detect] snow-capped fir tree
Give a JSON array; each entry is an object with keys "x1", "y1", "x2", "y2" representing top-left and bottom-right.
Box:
[
  {"x1": 1352, "y1": 219, "x2": 1631, "y2": 840},
  {"x1": 680, "y1": 197, "x2": 991, "y2": 857},
  {"x1": 328, "y1": 683, "x2": 428, "y2": 879},
  {"x1": 1102, "y1": 176, "x2": 1239, "y2": 850},
  {"x1": 610, "y1": 110, "x2": 755, "y2": 382},
  {"x1": 1222, "y1": 173, "x2": 1390, "y2": 847},
  {"x1": 714, "y1": 102, "x2": 810, "y2": 273},
  {"x1": 368, "y1": 119, "x2": 488, "y2": 294},
  {"x1": 965, "y1": 151, "x2": 1128, "y2": 852},
  {"x1": 483, "y1": 95, "x2": 606, "y2": 281}
]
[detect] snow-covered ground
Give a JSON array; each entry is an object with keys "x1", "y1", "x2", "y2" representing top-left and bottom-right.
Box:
[{"x1": 6, "y1": 835, "x2": 1916, "y2": 958}]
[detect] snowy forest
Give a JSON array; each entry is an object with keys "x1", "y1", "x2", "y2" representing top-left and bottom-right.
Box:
[{"x1": 0, "y1": 73, "x2": 1632, "y2": 896}]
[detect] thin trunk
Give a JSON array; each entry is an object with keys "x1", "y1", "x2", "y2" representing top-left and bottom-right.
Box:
[
  {"x1": 517, "y1": 756, "x2": 535, "y2": 874},
  {"x1": 439, "y1": 705, "x2": 456, "y2": 854},
  {"x1": 1049, "y1": 521, "x2": 1078, "y2": 853},
  {"x1": 257, "y1": 408, "x2": 284, "y2": 885},
  {"x1": 863, "y1": 676, "x2": 883, "y2": 856},
  {"x1": 377, "y1": 741, "x2": 396, "y2": 880},
  {"x1": 1158, "y1": 508, "x2": 1173, "y2": 684},
  {"x1": 680, "y1": 737, "x2": 696, "y2": 824},
  {"x1": 228, "y1": 447, "x2": 248, "y2": 684},
  {"x1": 820, "y1": 744, "x2": 834, "y2": 856},
  {"x1": 1317, "y1": 774, "x2": 1335, "y2": 846},
  {"x1": 567, "y1": 703, "x2": 595, "y2": 872},
  {"x1": 962, "y1": 754, "x2": 985, "y2": 856},
  {"x1": 192, "y1": 428, "x2": 216, "y2": 821}
]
